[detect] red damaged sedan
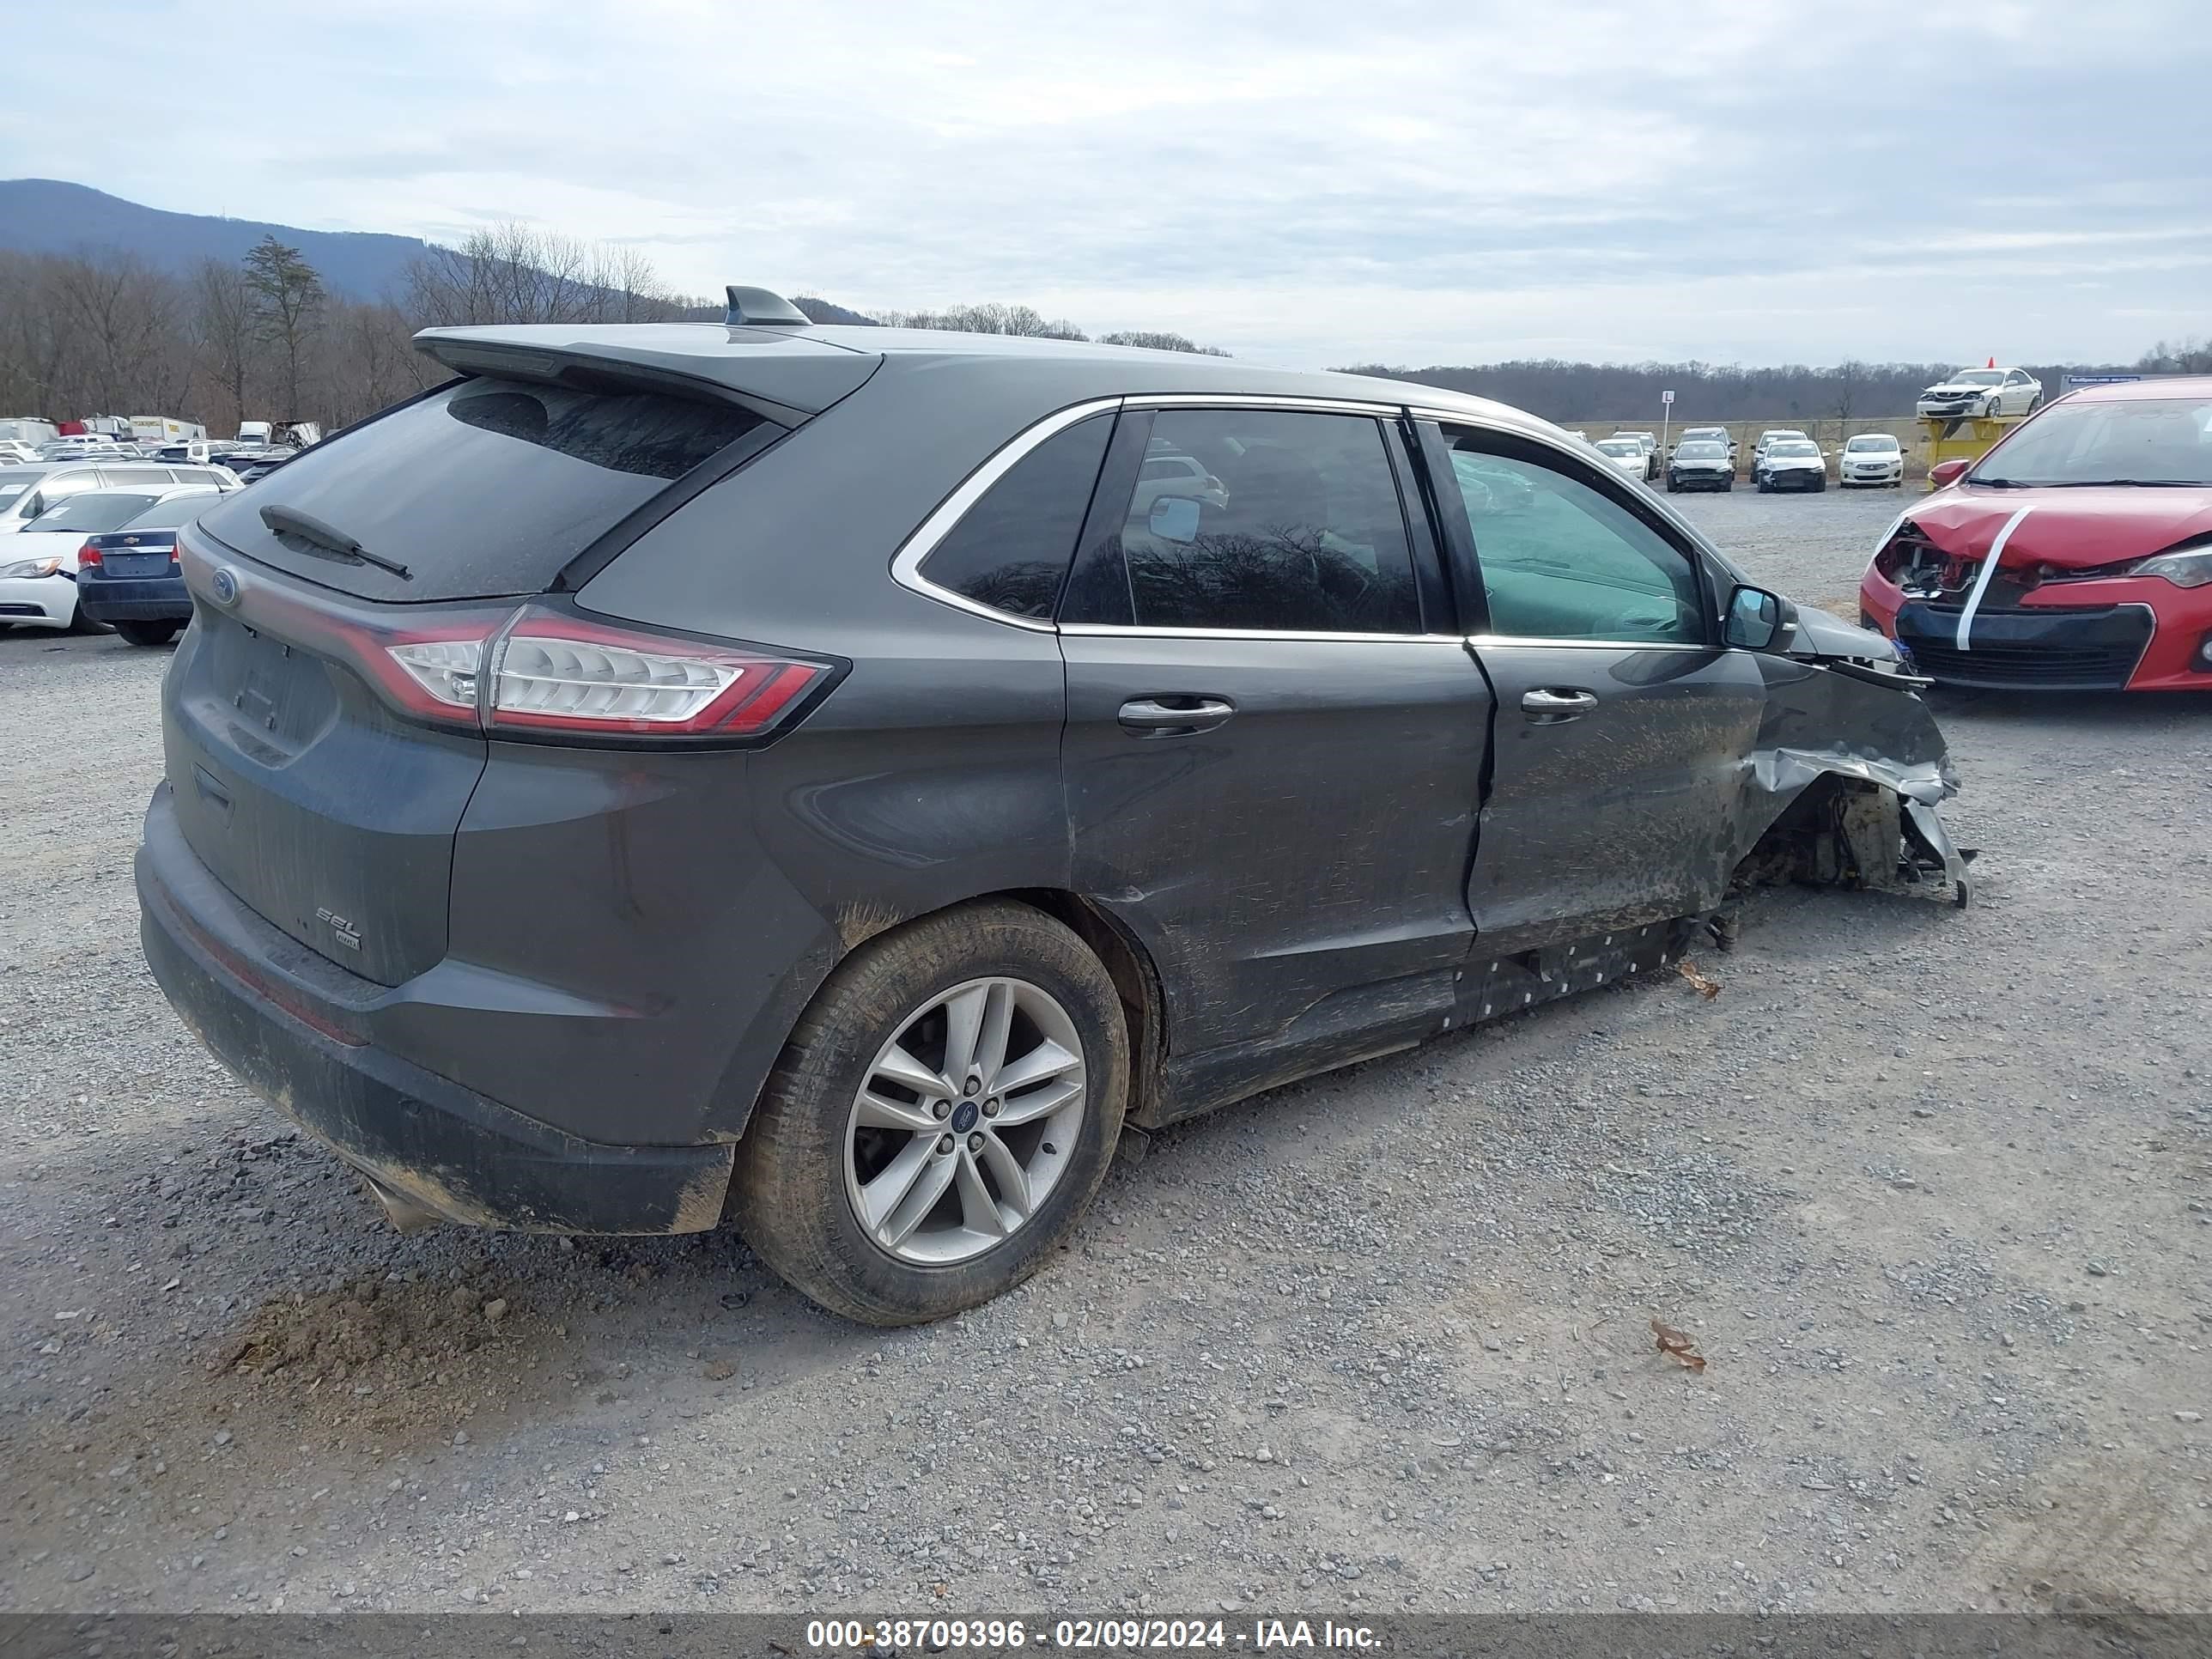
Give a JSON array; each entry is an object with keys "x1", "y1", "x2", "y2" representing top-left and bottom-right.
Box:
[{"x1": 1860, "y1": 378, "x2": 2212, "y2": 690}]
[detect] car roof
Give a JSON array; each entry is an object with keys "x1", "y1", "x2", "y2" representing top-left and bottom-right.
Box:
[
  {"x1": 414, "y1": 320, "x2": 1561, "y2": 440},
  {"x1": 2062, "y1": 375, "x2": 2212, "y2": 404}
]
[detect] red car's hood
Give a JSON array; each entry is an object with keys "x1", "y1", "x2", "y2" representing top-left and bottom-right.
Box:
[{"x1": 1906, "y1": 485, "x2": 2212, "y2": 569}]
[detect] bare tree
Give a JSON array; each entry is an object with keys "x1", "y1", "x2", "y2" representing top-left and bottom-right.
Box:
[
  {"x1": 403, "y1": 222, "x2": 678, "y2": 328},
  {"x1": 885, "y1": 302, "x2": 1090, "y2": 340},
  {"x1": 191, "y1": 258, "x2": 257, "y2": 434},
  {"x1": 1098, "y1": 329, "x2": 1231, "y2": 356}
]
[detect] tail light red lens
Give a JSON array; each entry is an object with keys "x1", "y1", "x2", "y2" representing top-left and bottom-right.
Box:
[
  {"x1": 484, "y1": 607, "x2": 828, "y2": 737},
  {"x1": 78, "y1": 542, "x2": 101, "y2": 568},
  {"x1": 179, "y1": 533, "x2": 836, "y2": 744}
]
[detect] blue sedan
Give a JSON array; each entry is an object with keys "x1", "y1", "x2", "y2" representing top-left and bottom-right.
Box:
[{"x1": 74, "y1": 494, "x2": 214, "y2": 645}]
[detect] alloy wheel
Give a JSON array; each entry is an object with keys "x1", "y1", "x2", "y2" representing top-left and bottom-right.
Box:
[{"x1": 844, "y1": 976, "x2": 1087, "y2": 1265}]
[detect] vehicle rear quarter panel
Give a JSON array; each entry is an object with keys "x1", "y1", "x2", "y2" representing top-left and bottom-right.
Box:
[{"x1": 568, "y1": 363, "x2": 1082, "y2": 1137}]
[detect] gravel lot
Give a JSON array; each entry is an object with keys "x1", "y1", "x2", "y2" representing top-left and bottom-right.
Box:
[{"x1": 3, "y1": 487, "x2": 2208, "y2": 1618}]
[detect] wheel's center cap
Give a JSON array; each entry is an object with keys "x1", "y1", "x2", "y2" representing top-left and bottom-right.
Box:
[{"x1": 951, "y1": 1100, "x2": 981, "y2": 1133}]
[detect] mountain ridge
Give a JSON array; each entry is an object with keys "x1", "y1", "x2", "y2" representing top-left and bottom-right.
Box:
[{"x1": 0, "y1": 179, "x2": 437, "y2": 297}]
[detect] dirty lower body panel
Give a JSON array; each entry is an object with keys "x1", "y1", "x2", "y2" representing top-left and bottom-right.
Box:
[{"x1": 137, "y1": 844, "x2": 733, "y2": 1237}]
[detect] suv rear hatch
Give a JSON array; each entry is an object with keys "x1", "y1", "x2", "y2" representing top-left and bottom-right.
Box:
[{"x1": 167, "y1": 336, "x2": 868, "y2": 986}]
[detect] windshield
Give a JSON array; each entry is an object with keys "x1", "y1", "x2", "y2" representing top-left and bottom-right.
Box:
[
  {"x1": 1972, "y1": 398, "x2": 2212, "y2": 486},
  {"x1": 1683, "y1": 428, "x2": 1725, "y2": 441},
  {"x1": 1675, "y1": 442, "x2": 1724, "y2": 459},
  {"x1": 1596, "y1": 441, "x2": 1639, "y2": 456},
  {"x1": 1846, "y1": 435, "x2": 1899, "y2": 453},
  {"x1": 1770, "y1": 442, "x2": 1820, "y2": 458},
  {"x1": 1947, "y1": 370, "x2": 2002, "y2": 386},
  {"x1": 25, "y1": 492, "x2": 161, "y2": 533},
  {"x1": 1760, "y1": 432, "x2": 1803, "y2": 444}
]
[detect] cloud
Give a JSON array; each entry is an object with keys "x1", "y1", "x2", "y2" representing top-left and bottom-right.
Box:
[{"x1": 5, "y1": 0, "x2": 2207, "y2": 363}]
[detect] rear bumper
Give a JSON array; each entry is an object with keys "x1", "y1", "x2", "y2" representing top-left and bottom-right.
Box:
[
  {"x1": 78, "y1": 573, "x2": 191, "y2": 623},
  {"x1": 137, "y1": 790, "x2": 734, "y2": 1234}
]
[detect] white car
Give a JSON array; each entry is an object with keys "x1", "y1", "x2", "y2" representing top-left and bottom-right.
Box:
[
  {"x1": 1610, "y1": 431, "x2": 1662, "y2": 479},
  {"x1": 1592, "y1": 438, "x2": 1650, "y2": 480},
  {"x1": 1838, "y1": 433, "x2": 1905, "y2": 488},
  {"x1": 1916, "y1": 366, "x2": 2041, "y2": 420},
  {"x1": 0, "y1": 485, "x2": 219, "y2": 631},
  {"x1": 0, "y1": 459, "x2": 242, "y2": 535},
  {"x1": 1750, "y1": 428, "x2": 1809, "y2": 475},
  {"x1": 1753, "y1": 439, "x2": 1827, "y2": 493}
]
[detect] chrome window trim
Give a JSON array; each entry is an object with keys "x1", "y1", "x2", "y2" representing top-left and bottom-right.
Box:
[
  {"x1": 1126, "y1": 392, "x2": 1406, "y2": 416},
  {"x1": 889, "y1": 395, "x2": 1125, "y2": 631},
  {"x1": 1059, "y1": 624, "x2": 1468, "y2": 645},
  {"x1": 1462, "y1": 634, "x2": 1717, "y2": 653}
]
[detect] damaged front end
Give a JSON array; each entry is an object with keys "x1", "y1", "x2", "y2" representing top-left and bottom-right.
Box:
[{"x1": 1735, "y1": 607, "x2": 1973, "y2": 908}]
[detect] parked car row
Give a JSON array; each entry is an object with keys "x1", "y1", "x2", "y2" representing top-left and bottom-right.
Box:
[
  {"x1": 1595, "y1": 424, "x2": 1911, "y2": 494},
  {"x1": 0, "y1": 483, "x2": 219, "y2": 638}
]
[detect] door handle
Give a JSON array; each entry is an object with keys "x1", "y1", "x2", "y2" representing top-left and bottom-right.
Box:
[
  {"x1": 1118, "y1": 696, "x2": 1236, "y2": 735},
  {"x1": 1521, "y1": 687, "x2": 1598, "y2": 722}
]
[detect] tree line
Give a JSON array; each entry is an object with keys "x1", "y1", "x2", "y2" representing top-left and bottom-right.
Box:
[
  {"x1": 1337, "y1": 351, "x2": 2190, "y2": 427},
  {"x1": 0, "y1": 224, "x2": 1229, "y2": 436},
  {"x1": 2, "y1": 216, "x2": 2190, "y2": 436}
]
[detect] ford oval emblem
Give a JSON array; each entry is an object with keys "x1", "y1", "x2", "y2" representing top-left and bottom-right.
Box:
[{"x1": 210, "y1": 568, "x2": 240, "y2": 607}]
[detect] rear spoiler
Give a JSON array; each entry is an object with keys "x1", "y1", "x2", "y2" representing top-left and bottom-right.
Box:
[{"x1": 414, "y1": 329, "x2": 878, "y2": 428}]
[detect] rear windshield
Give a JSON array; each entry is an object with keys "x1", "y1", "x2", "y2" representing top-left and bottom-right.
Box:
[
  {"x1": 122, "y1": 495, "x2": 217, "y2": 531},
  {"x1": 193, "y1": 374, "x2": 769, "y2": 601},
  {"x1": 27, "y1": 491, "x2": 161, "y2": 532}
]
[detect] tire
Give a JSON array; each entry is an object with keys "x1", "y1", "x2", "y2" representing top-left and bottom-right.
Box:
[
  {"x1": 64, "y1": 598, "x2": 106, "y2": 635},
  {"x1": 1666, "y1": 481, "x2": 1679, "y2": 493},
  {"x1": 1756, "y1": 477, "x2": 1770, "y2": 493},
  {"x1": 730, "y1": 899, "x2": 1129, "y2": 1326},
  {"x1": 113, "y1": 620, "x2": 180, "y2": 647},
  {"x1": 2027, "y1": 395, "x2": 2042, "y2": 414},
  {"x1": 1814, "y1": 476, "x2": 1826, "y2": 492}
]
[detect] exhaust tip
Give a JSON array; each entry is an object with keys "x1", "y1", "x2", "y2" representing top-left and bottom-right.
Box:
[{"x1": 362, "y1": 1176, "x2": 444, "y2": 1236}]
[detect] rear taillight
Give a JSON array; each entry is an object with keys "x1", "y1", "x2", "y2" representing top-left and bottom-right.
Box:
[
  {"x1": 77, "y1": 542, "x2": 100, "y2": 568},
  {"x1": 484, "y1": 608, "x2": 827, "y2": 737},
  {"x1": 383, "y1": 609, "x2": 829, "y2": 737},
  {"x1": 179, "y1": 534, "x2": 836, "y2": 744}
]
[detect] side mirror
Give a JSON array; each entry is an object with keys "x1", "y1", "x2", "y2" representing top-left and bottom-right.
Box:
[
  {"x1": 1929, "y1": 458, "x2": 1971, "y2": 489},
  {"x1": 1147, "y1": 495, "x2": 1202, "y2": 544},
  {"x1": 1725, "y1": 584, "x2": 1790, "y2": 651}
]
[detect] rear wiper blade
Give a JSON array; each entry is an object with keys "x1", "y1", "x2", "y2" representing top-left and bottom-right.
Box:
[{"x1": 258, "y1": 503, "x2": 411, "y2": 580}]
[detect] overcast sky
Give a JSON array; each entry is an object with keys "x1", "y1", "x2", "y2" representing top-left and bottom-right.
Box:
[{"x1": 7, "y1": 0, "x2": 2208, "y2": 368}]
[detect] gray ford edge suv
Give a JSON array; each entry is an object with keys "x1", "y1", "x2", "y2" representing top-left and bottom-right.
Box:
[{"x1": 139, "y1": 289, "x2": 1971, "y2": 1324}]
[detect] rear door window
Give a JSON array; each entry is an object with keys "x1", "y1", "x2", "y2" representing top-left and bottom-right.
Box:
[
  {"x1": 1063, "y1": 408, "x2": 1423, "y2": 635},
  {"x1": 193, "y1": 376, "x2": 770, "y2": 601},
  {"x1": 915, "y1": 412, "x2": 1112, "y2": 620}
]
